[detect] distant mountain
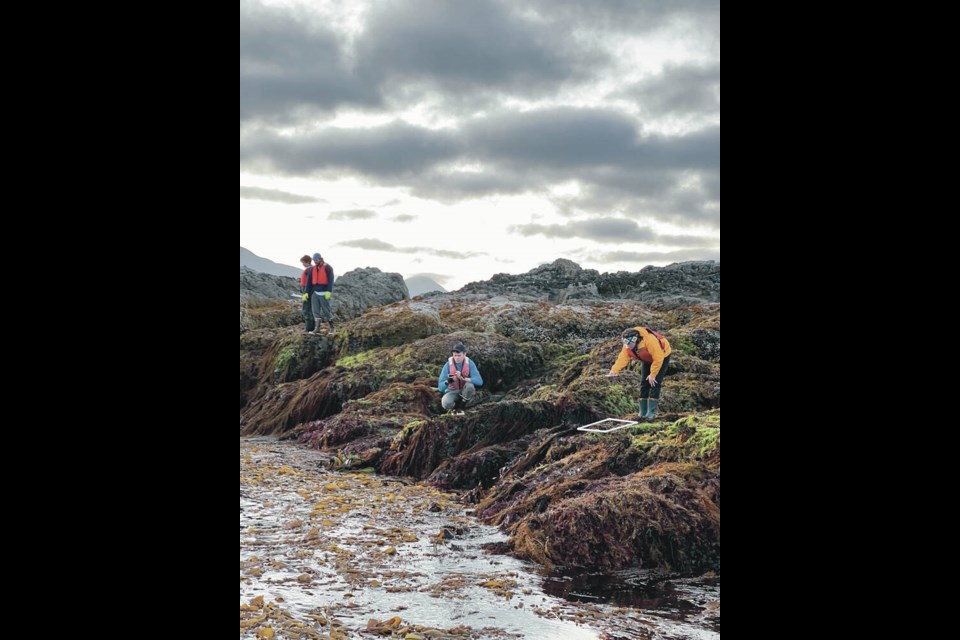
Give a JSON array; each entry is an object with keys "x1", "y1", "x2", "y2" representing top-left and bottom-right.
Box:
[
  {"x1": 405, "y1": 275, "x2": 447, "y2": 297},
  {"x1": 240, "y1": 247, "x2": 301, "y2": 278}
]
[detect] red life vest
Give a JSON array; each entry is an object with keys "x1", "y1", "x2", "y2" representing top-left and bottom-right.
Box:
[
  {"x1": 447, "y1": 357, "x2": 471, "y2": 391},
  {"x1": 312, "y1": 263, "x2": 329, "y2": 286},
  {"x1": 300, "y1": 268, "x2": 311, "y2": 288},
  {"x1": 627, "y1": 327, "x2": 668, "y2": 363}
]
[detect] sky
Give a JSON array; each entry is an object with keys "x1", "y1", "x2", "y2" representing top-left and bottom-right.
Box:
[{"x1": 240, "y1": 0, "x2": 720, "y2": 291}]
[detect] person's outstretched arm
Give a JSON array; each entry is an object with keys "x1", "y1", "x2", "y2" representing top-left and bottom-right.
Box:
[{"x1": 608, "y1": 347, "x2": 631, "y2": 375}]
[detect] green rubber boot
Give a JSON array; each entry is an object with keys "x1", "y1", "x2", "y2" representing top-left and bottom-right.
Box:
[
  {"x1": 639, "y1": 398, "x2": 648, "y2": 418},
  {"x1": 644, "y1": 398, "x2": 659, "y2": 419}
]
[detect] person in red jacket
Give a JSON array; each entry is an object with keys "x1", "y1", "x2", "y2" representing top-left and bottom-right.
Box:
[
  {"x1": 606, "y1": 326, "x2": 673, "y2": 419},
  {"x1": 438, "y1": 342, "x2": 484, "y2": 414},
  {"x1": 298, "y1": 255, "x2": 315, "y2": 333},
  {"x1": 309, "y1": 253, "x2": 335, "y2": 333}
]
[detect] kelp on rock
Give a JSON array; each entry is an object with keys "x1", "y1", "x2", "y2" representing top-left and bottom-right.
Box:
[{"x1": 241, "y1": 290, "x2": 720, "y2": 573}]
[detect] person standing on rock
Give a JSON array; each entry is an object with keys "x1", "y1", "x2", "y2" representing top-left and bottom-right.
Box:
[
  {"x1": 298, "y1": 255, "x2": 316, "y2": 333},
  {"x1": 310, "y1": 253, "x2": 335, "y2": 333},
  {"x1": 438, "y1": 342, "x2": 483, "y2": 414},
  {"x1": 606, "y1": 327, "x2": 673, "y2": 419}
]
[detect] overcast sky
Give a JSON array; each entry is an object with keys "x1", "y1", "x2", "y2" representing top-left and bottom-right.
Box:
[{"x1": 240, "y1": 0, "x2": 720, "y2": 290}]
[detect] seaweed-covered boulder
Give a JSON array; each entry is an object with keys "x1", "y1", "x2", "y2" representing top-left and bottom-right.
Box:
[
  {"x1": 240, "y1": 327, "x2": 335, "y2": 409},
  {"x1": 296, "y1": 382, "x2": 437, "y2": 449},
  {"x1": 473, "y1": 413, "x2": 721, "y2": 573},
  {"x1": 240, "y1": 298, "x2": 302, "y2": 334},
  {"x1": 338, "y1": 300, "x2": 444, "y2": 353},
  {"x1": 381, "y1": 400, "x2": 559, "y2": 481},
  {"x1": 427, "y1": 441, "x2": 533, "y2": 490},
  {"x1": 511, "y1": 463, "x2": 720, "y2": 572},
  {"x1": 690, "y1": 328, "x2": 721, "y2": 362},
  {"x1": 240, "y1": 366, "x2": 378, "y2": 436},
  {"x1": 240, "y1": 331, "x2": 547, "y2": 436},
  {"x1": 336, "y1": 331, "x2": 546, "y2": 393}
]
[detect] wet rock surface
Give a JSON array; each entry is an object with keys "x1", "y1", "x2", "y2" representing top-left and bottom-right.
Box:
[{"x1": 240, "y1": 438, "x2": 719, "y2": 639}]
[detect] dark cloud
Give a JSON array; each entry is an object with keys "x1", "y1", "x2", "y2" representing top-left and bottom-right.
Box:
[
  {"x1": 511, "y1": 218, "x2": 656, "y2": 243},
  {"x1": 239, "y1": 0, "x2": 720, "y2": 232},
  {"x1": 655, "y1": 234, "x2": 717, "y2": 248},
  {"x1": 357, "y1": 0, "x2": 601, "y2": 96},
  {"x1": 558, "y1": 166, "x2": 720, "y2": 227},
  {"x1": 466, "y1": 108, "x2": 639, "y2": 169},
  {"x1": 613, "y1": 63, "x2": 720, "y2": 118},
  {"x1": 392, "y1": 214, "x2": 416, "y2": 223},
  {"x1": 239, "y1": 0, "x2": 612, "y2": 125},
  {"x1": 241, "y1": 111, "x2": 718, "y2": 226},
  {"x1": 338, "y1": 238, "x2": 485, "y2": 259},
  {"x1": 329, "y1": 209, "x2": 376, "y2": 220},
  {"x1": 238, "y1": 0, "x2": 718, "y2": 125},
  {"x1": 409, "y1": 168, "x2": 531, "y2": 201},
  {"x1": 338, "y1": 239, "x2": 395, "y2": 251},
  {"x1": 462, "y1": 109, "x2": 718, "y2": 173},
  {"x1": 240, "y1": 123, "x2": 461, "y2": 177},
  {"x1": 239, "y1": 186, "x2": 322, "y2": 204},
  {"x1": 701, "y1": 172, "x2": 720, "y2": 201},
  {"x1": 413, "y1": 111, "x2": 718, "y2": 223},
  {"x1": 238, "y1": 108, "x2": 602, "y2": 186},
  {"x1": 587, "y1": 248, "x2": 720, "y2": 264},
  {"x1": 239, "y1": 1, "x2": 380, "y2": 123},
  {"x1": 512, "y1": 218, "x2": 716, "y2": 245},
  {"x1": 527, "y1": 0, "x2": 720, "y2": 39}
]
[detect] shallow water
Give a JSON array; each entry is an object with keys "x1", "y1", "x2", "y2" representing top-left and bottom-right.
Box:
[{"x1": 240, "y1": 437, "x2": 719, "y2": 639}]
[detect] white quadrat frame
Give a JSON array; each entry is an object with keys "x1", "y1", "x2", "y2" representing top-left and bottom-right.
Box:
[{"x1": 576, "y1": 418, "x2": 639, "y2": 433}]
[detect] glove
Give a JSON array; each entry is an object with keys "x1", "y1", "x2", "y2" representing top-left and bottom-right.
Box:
[
  {"x1": 323, "y1": 292, "x2": 331, "y2": 300},
  {"x1": 301, "y1": 293, "x2": 309, "y2": 301}
]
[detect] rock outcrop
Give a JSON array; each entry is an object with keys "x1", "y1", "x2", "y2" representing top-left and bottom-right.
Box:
[
  {"x1": 240, "y1": 266, "x2": 296, "y2": 300},
  {"x1": 331, "y1": 267, "x2": 409, "y2": 321},
  {"x1": 459, "y1": 258, "x2": 720, "y2": 306},
  {"x1": 239, "y1": 259, "x2": 720, "y2": 575}
]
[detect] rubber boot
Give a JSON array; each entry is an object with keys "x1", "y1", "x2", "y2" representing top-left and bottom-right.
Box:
[
  {"x1": 644, "y1": 398, "x2": 659, "y2": 419},
  {"x1": 639, "y1": 398, "x2": 648, "y2": 418}
]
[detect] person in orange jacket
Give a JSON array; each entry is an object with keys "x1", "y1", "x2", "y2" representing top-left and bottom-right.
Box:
[{"x1": 606, "y1": 326, "x2": 673, "y2": 419}]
